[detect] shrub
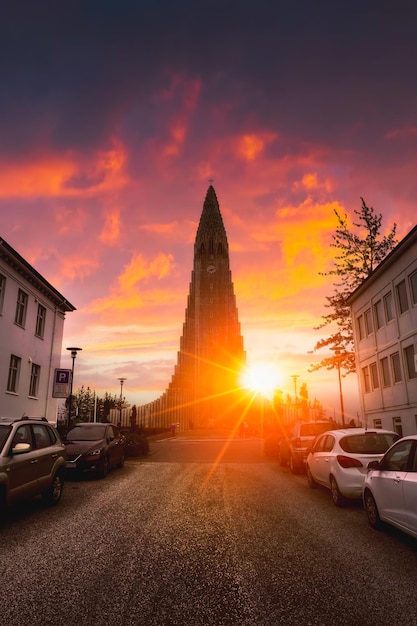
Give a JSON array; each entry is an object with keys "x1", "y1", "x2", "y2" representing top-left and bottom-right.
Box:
[{"x1": 124, "y1": 432, "x2": 150, "y2": 458}]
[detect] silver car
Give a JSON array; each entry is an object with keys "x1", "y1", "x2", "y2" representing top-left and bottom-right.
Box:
[
  {"x1": 306, "y1": 428, "x2": 399, "y2": 506},
  {"x1": 0, "y1": 416, "x2": 66, "y2": 513},
  {"x1": 363, "y1": 435, "x2": 417, "y2": 539}
]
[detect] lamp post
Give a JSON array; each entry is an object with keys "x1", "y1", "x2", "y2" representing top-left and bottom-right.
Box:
[
  {"x1": 66, "y1": 347, "x2": 82, "y2": 428},
  {"x1": 117, "y1": 377, "x2": 127, "y2": 426},
  {"x1": 330, "y1": 346, "x2": 345, "y2": 426}
]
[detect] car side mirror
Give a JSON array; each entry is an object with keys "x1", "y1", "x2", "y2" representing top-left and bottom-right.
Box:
[
  {"x1": 12, "y1": 442, "x2": 32, "y2": 455},
  {"x1": 367, "y1": 460, "x2": 380, "y2": 471}
]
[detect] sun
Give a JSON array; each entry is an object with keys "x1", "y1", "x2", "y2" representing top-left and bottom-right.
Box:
[{"x1": 239, "y1": 362, "x2": 283, "y2": 399}]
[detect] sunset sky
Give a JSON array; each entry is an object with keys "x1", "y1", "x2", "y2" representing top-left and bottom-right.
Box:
[{"x1": 2, "y1": 1, "x2": 417, "y2": 421}]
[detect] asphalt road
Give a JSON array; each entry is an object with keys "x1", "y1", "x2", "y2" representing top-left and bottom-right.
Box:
[{"x1": 1, "y1": 432, "x2": 417, "y2": 626}]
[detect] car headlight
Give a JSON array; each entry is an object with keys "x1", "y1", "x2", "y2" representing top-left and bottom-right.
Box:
[{"x1": 86, "y1": 448, "x2": 102, "y2": 457}]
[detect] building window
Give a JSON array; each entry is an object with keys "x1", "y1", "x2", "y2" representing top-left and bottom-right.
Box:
[
  {"x1": 404, "y1": 345, "x2": 417, "y2": 380},
  {"x1": 396, "y1": 280, "x2": 409, "y2": 314},
  {"x1": 373, "y1": 418, "x2": 382, "y2": 429},
  {"x1": 15, "y1": 289, "x2": 28, "y2": 327},
  {"x1": 391, "y1": 352, "x2": 403, "y2": 383},
  {"x1": 370, "y1": 362, "x2": 379, "y2": 389},
  {"x1": 380, "y1": 357, "x2": 391, "y2": 387},
  {"x1": 29, "y1": 363, "x2": 41, "y2": 397},
  {"x1": 364, "y1": 308, "x2": 373, "y2": 335},
  {"x1": 374, "y1": 300, "x2": 384, "y2": 330},
  {"x1": 0, "y1": 273, "x2": 6, "y2": 314},
  {"x1": 362, "y1": 366, "x2": 371, "y2": 393},
  {"x1": 392, "y1": 417, "x2": 403, "y2": 438},
  {"x1": 410, "y1": 271, "x2": 417, "y2": 306},
  {"x1": 357, "y1": 315, "x2": 364, "y2": 340},
  {"x1": 35, "y1": 304, "x2": 46, "y2": 338},
  {"x1": 7, "y1": 355, "x2": 21, "y2": 393},
  {"x1": 209, "y1": 238, "x2": 214, "y2": 256},
  {"x1": 383, "y1": 291, "x2": 394, "y2": 322}
]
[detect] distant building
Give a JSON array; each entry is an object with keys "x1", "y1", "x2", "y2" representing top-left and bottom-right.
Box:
[
  {"x1": 134, "y1": 185, "x2": 246, "y2": 430},
  {"x1": 0, "y1": 237, "x2": 75, "y2": 422},
  {"x1": 347, "y1": 225, "x2": 417, "y2": 436}
]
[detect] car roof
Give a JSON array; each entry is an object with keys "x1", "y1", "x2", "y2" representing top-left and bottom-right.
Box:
[
  {"x1": 317, "y1": 428, "x2": 398, "y2": 438},
  {"x1": 0, "y1": 416, "x2": 50, "y2": 425},
  {"x1": 69, "y1": 423, "x2": 108, "y2": 428}
]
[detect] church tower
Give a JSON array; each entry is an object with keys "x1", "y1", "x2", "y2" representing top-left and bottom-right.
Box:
[{"x1": 137, "y1": 186, "x2": 246, "y2": 429}]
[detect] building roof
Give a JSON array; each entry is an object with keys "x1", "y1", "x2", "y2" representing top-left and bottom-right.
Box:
[
  {"x1": 0, "y1": 237, "x2": 76, "y2": 312},
  {"x1": 347, "y1": 224, "x2": 417, "y2": 305}
]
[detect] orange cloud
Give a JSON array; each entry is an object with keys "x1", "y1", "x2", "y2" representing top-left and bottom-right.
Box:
[
  {"x1": 0, "y1": 140, "x2": 127, "y2": 198},
  {"x1": 99, "y1": 209, "x2": 121, "y2": 245},
  {"x1": 90, "y1": 252, "x2": 175, "y2": 316},
  {"x1": 60, "y1": 253, "x2": 100, "y2": 281},
  {"x1": 237, "y1": 132, "x2": 277, "y2": 161}
]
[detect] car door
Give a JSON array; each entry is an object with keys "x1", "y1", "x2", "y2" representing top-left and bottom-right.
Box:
[
  {"x1": 32, "y1": 424, "x2": 62, "y2": 490},
  {"x1": 401, "y1": 443, "x2": 417, "y2": 535},
  {"x1": 313, "y1": 435, "x2": 335, "y2": 487},
  {"x1": 107, "y1": 425, "x2": 121, "y2": 467},
  {"x1": 370, "y1": 439, "x2": 413, "y2": 527},
  {"x1": 7, "y1": 425, "x2": 39, "y2": 504},
  {"x1": 309, "y1": 435, "x2": 327, "y2": 485}
]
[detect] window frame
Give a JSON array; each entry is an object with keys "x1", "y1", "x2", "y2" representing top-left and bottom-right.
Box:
[
  {"x1": 404, "y1": 345, "x2": 417, "y2": 380},
  {"x1": 362, "y1": 365, "x2": 371, "y2": 393},
  {"x1": 383, "y1": 291, "x2": 394, "y2": 322},
  {"x1": 410, "y1": 270, "x2": 417, "y2": 306},
  {"x1": 0, "y1": 273, "x2": 6, "y2": 314},
  {"x1": 29, "y1": 363, "x2": 41, "y2": 397},
  {"x1": 35, "y1": 303, "x2": 47, "y2": 339},
  {"x1": 7, "y1": 355, "x2": 21, "y2": 393},
  {"x1": 15, "y1": 288, "x2": 28, "y2": 327},
  {"x1": 391, "y1": 352, "x2": 403, "y2": 384},
  {"x1": 380, "y1": 356, "x2": 391, "y2": 387},
  {"x1": 396, "y1": 280, "x2": 409, "y2": 315}
]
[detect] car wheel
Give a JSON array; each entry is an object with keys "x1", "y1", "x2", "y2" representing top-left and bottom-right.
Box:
[
  {"x1": 364, "y1": 490, "x2": 382, "y2": 529},
  {"x1": 118, "y1": 453, "x2": 125, "y2": 469},
  {"x1": 43, "y1": 470, "x2": 64, "y2": 506},
  {"x1": 100, "y1": 456, "x2": 109, "y2": 478},
  {"x1": 330, "y1": 475, "x2": 346, "y2": 507},
  {"x1": 306, "y1": 465, "x2": 317, "y2": 488}
]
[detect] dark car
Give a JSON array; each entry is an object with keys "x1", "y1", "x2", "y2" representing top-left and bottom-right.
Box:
[
  {"x1": 0, "y1": 416, "x2": 66, "y2": 513},
  {"x1": 64, "y1": 423, "x2": 125, "y2": 477},
  {"x1": 279, "y1": 420, "x2": 335, "y2": 474}
]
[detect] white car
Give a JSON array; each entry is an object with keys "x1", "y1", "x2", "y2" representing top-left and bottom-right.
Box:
[
  {"x1": 363, "y1": 435, "x2": 417, "y2": 539},
  {"x1": 306, "y1": 428, "x2": 399, "y2": 506}
]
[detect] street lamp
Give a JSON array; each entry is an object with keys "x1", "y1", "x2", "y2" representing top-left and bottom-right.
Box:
[
  {"x1": 330, "y1": 346, "x2": 345, "y2": 426},
  {"x1": 117, "y1": 377, "x2": 127, "y2": 426},
  {"x1": 66, "y1": 347, "x2": 82, "y2": 428},
  {"x1": 291, "y1": 374, "x2": 299, "y2": 402}
]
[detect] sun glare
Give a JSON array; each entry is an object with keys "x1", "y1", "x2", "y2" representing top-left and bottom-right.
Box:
[{"x1": 240, "y1": 362, "x2": 283, "y2": 399}]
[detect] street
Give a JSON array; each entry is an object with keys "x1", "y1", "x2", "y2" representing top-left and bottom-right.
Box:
[{"x1": 1, "y1": 431, "x2": 417, "y2": 626}]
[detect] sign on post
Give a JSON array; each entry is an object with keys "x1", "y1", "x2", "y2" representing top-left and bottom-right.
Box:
[{"x1": 53, "y1": 368, "x2": 72, "y2": 398}]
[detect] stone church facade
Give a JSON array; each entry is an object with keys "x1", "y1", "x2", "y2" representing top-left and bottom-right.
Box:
[{"x1": 136, "y1": 185, "x2": 246, "y2": 430}]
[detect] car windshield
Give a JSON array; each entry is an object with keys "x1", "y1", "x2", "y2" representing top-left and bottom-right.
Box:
[
  {"x1": 0, "y1": 425, "x2": 11, "y2": 452},
  {"x1": 67, "y1": 425, "x2": 107, "y2": 441},
  {"x1": 300, "y1": 423, "x2": 333, "y2": 437},
  {"x1": 340, "y1": 433, "x2": 398, "y2": 454}
]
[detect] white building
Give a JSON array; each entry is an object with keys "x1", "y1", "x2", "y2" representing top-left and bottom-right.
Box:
[
  {"x1": 0, "y1": 237, "x2": 75, "y2": 422},
  {"x1": 347, "y1": 225, "x2": 417, "y2": 437}
]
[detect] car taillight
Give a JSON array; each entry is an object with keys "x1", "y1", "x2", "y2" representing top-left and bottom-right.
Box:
[{"x1": 337, "y1": 455, "x2": 363, "y2": 469}]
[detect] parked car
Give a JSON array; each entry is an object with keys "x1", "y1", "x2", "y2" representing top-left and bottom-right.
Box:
[
  {"x1": 64, "y1": 423, "x2": 126, "y2": 477},
  {"x1": 279, "y1": 420, "x2": 335, "y2": 474},
  {"x1": 0, "y1": 416, "x2": 66, "y2": 513},
  {"x1": 306, "y1": 428, "x2": 399, "y2": 506},
  {"x1": 363, "y1": 435, "x2": 417, "y2": 539}
]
